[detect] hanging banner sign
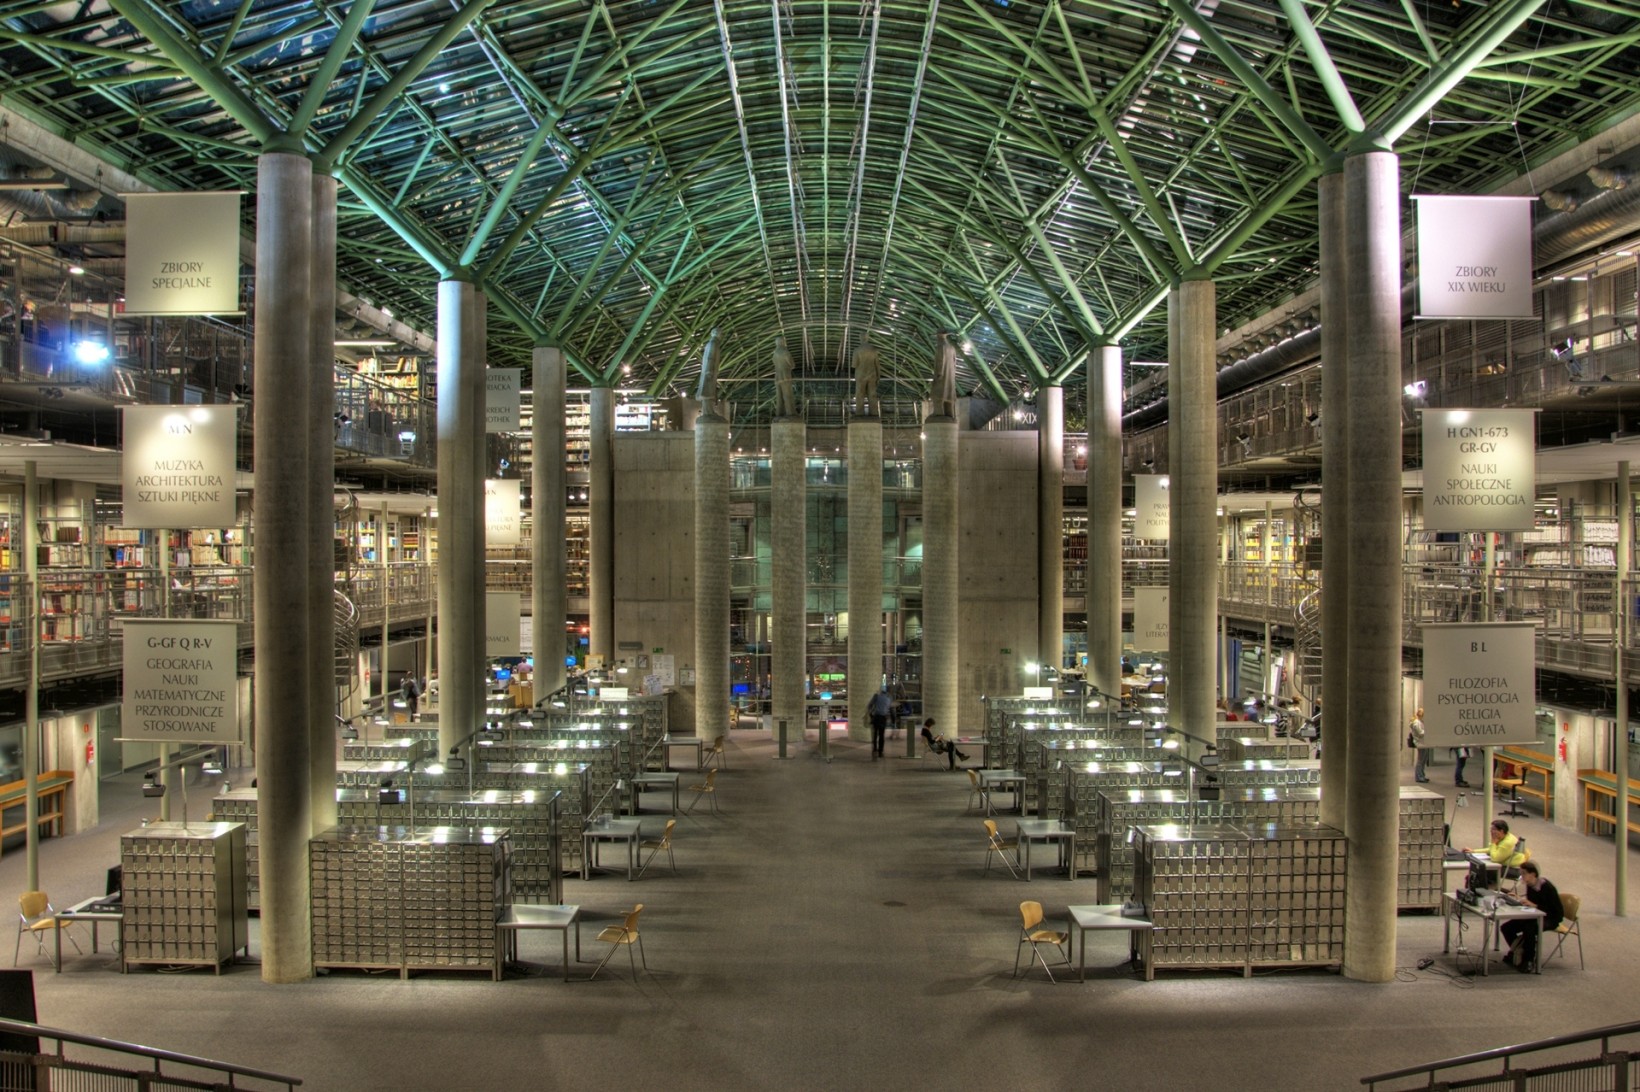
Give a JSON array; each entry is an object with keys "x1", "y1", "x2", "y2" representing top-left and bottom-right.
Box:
[
  {"x1": 121, "y1": 619, "x2": 240, "y2": 743},
  {"x1": 122, "y1": 191, "x2": 244, "y2": 315},
  {"x1": 487, "y1": 592, "x2": 521, "y2": 656},
  {"x1": 1412, "y1": 195, "x2": 1536, "y2": 320},
  {"x1": 1421, "y1": 622, "x2": 1537, "y2": 747},
  {"x1": 487, "y1": 368, "x2": 522, "y2": 432},
  {"x1": 121, "y1": 405, "x2": 238, "y2": 528},
  {"x1": 1421, "y1": 408, "x2": 1536, "y2": 532},
  {"x1": 1134, "y1": 474, "x2": 1170, "y2": 541},
  {"x1": 1133, "y1": 587, "x2": 1169, "y2": 652},
  {"x1": 485, "y1": 479, "x2": 521, "y2": 545}
]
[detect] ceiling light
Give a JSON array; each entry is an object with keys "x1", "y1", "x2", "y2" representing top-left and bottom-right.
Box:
[
  {"x1": 335, "y1": 339, "x2": 396, "y2": 347},
  {"x1": 1403, "y1": 380, "x2": 1427, "y2": 398}
]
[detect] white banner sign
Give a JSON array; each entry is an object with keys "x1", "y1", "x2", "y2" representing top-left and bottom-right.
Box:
[
  {"x1": 122, "y1": 192, "x2": 243, "y2": 315},
  {"x1": 653, "y1": 653, "x2": 676, "y2": 688},
  {"x1": 1422, "y1": 408, "x2": 1536, "y2": 531},
  {"x1": 1134, "y1": 474, "x2": 1170, "y2": 541},
  {"x1": 121, "y1": 405, "x2": 238, "y2": 528},
  {"x1": 1133, "y1": 587, "x2": 1169, "y2": 652},
  {"x1": 1422, "y1": 622, "x2": 1537, "y2": 747},
  {"x1": 485, "y1": 479, "x2": 521, "y2": 545},
  {"x1": 1413, "y1": 195, "x2": 1536, "y2": 320},
  {"x1": 487, "y1": 592, "x2": 521, "y2": 656},
  {"x1": 122, "y1": 619, "x2": 240, "y2": 743},
  {"x1": 486, "y1": 368, "x2": 521, "y2": 433}
]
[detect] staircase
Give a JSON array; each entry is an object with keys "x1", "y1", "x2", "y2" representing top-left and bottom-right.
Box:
[
  {"x1": 1363, "y1": 1020, "x2": 1640, "y2": 1090},
  {"x1": 1291, "y1": 488, "x2": 1324, "y2": 700}
]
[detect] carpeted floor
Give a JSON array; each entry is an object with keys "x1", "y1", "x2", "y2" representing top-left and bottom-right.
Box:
[{"x1": 4, "y1": 730, "x2": 1639, "y2": 1092}]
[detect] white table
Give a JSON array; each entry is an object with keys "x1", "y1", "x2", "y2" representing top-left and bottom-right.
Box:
[
  {"x1": 1015, "y1": 819, "x2": 1075, "y2": 881},
  {"x1": 496, "y1": 904, "x2": 582, "y2": 982},
  {"x1": 582, "y1": 817, "x2": 643, "y2": 880},
  {"x1": 1442, "y1": 889, "x2": 1544, "y2": 975},
  {"x1": 1066, "y1": 904, "x2": 1154, "y2": 981},
  {"x1": 663, "y1": 736, "x2": 704, "y2": 771},
  {"x1": 979, "y1": 769, "x2": 1024, "y2": 815},
  {"x1": 53, "y1": 897, "x2": 124, "y2": 973},
  {"x1": 633, "y1": 772, "x2": 680, "y2": 814}
]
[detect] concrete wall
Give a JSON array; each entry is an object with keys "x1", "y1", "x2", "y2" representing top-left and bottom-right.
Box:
[
  {"x1": 614, "y1": 432, "x2": 696, "y2": 680},
  {"x1": 957, "y1": 432, "x2": 1039, "y2": 730}
]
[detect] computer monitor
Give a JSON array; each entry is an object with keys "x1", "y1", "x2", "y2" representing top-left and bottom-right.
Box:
[
  {"x1": 1466, "y1": 858, "x2": 1491, "y2": 892},
  {"x1": 105, "y1": 865, "x2": 122, "y2": 897}
]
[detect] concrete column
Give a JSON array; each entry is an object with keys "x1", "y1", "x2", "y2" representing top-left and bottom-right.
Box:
[
  {"x1": 1037, "y1": 385, "x2": 1064, "y2": 678},
  {"x1": 253, "y1": 150, "x2": 313, "y2": 984},
  {"x1": 436, "y1": 279, "x2": 483, "y2": 758},
  {"x1": 471, "y1": 294, "x2": 488, "y2": 694},
  {"x1": 1086, "y1": 345, "x2": 1123, "y2": 698},
  {"x1": 848, "y1": 417, "x2": 883, "y2": 742},
  {"x1": 307, "y1": 171, "x2": 337, "y2": 834},
  {"x1": 771, "y1": 418, "x2": 807, "y2": 736},
  {"x1": 1168, "y1": 277, "x2": 1217, "y2": 760},
  {"x1": 922, "y1": 417, "x2": 959, "y2": 734},
  {"x1": 695, "y1": 412, "x2": 730, "y2": 741},
  {"x1": 1342, "y1": 148, "x2": 1403, "y2": 984},
  {"x1": 589, "y1": 386, "x2": 615, "y2": 662},
  {"x1": 532, "y1": 346, "x2": 567, "y2": 701},
  {"x1": 1319, "y1": 168, "x2": 1351, "y2": 832}
]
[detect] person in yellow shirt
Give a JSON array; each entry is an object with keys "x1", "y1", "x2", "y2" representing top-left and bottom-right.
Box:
[{"x1": 1463, "y1": 819, "x2": 1525, "y2": 869}]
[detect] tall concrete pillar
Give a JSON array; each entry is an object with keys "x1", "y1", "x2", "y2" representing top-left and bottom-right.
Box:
[
  {"x1": 1342, "y1": 148, "x2": 1403, "y2": 984},
  {"x1": 253, "y1": 149, "x2": 313, "y2": 983},
  {"x1": 470, "y1": 293, "x2": 488, "y2": 697},
  {"x1": 1038, "y1": 385, "x2": 1064, "y2": 678},
  {"x1": 1168, "y1": 277, "x2": 1217, "y2": 759},
  {"x1": 307, "y1": 171, "x2": 337, "y2": 834},
  {"x1": 922, "y1": 417, "x2": 958, "y2": 734},
  {"x1": 771, "y1": 417, "x2": 807, "y2": 736},
  {"x1": 1086, "y1": 344, "x2": 1123, "y2": 698},
  {"x1": 695, "y1": 411, "x2": 730, "y2": 741},
  {"x1": 533, "y1": 346, "x2": 567, "y2": 701},
  {"x1": 589, "y1": 385, "x2": 615, "y2": 663},
  {"x1": 848, "y1": 417, "x2": 883, "y2": 742},
  {"x1": 436, "y1": 279, "x2": 484, "y2": 758},
  {"x1": 1319, "y1": 168, "x2": 1351, "y2": 832}
]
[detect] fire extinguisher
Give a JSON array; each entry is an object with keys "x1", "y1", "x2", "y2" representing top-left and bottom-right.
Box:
[{"x1": 85, "y1": 740, "x2": 95, "y2": 766}]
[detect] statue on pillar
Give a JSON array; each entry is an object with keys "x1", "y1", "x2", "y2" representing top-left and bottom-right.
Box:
[
  {"x1": 852, "y1": 333, "x2": 881, "y2": 416},
  {"x1": 696, "y1": 326, "x2": 721, "y2": 415},
  {"x1": 773, "y1": 335, "x2": 799, "y2": 417},
  {"x1": 930, "y1": 331, "x2": 958, "y2": 418}
]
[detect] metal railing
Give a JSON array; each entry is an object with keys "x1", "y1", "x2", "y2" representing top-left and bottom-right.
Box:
[
  {"x1": 1362, "y1": 1020, "x2": 1638, "y2": 1090},
  {"x1": 0, "y1": 1016, "x2": 301, "y2": 1090}
]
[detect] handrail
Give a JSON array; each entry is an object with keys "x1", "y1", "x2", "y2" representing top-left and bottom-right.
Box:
[
  {"x1": 0, "y1": 1015, "x2": 303, "y2": 1087},
  {"x1": 1361, "y1": 1019, "x2": 1640, "y2": 1087}
]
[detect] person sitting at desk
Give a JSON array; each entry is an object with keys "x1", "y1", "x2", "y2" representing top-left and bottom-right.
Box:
[
  {"x1": 919, "y1": 718, "x2": 970, "y2": 770},
  {"x1": 1499, "y1": 860, "x2": 1563, "y2": 972},
  {"x1": 1463, "y1": 819, "x2": 1526, "y2": 870}
]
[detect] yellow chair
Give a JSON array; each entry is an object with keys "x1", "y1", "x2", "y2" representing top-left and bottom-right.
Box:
[
  {"x1": 984, "y1": 819, "x2": 1020, "y2": 879},
  {"x1": 686, "y1": 768, "x2": 719, "y2": 815},
  {"x1": 965, "y1": 769, "x2": 990, "y2": 813},
  {"x1": 588, "y1": 904, "x2": 647, "y2": 982},
  {"x1": 636, "y1": 819, "x2": 677, "y2": 878},
  {"x1": 1544, "y1": 893, "x2": 1583, "y2": 969},
  {"x1": 1013, "y1": 900, "x2": 1071, "y2": 983},
  {"x1": 703, "y1": 735, "x2": 727, "y2": 770},
  {"x1": 15, "y1": 891, "x2": 80, "y2": 969}
]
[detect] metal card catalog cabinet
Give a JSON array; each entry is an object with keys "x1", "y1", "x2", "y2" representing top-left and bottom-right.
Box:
[{"x1": 120, "y1": 821, "x2": 249, "y2": 973}]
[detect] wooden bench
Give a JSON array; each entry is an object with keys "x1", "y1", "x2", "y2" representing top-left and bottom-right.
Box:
[
  {"x1": 1578, "y1": 768, "x2": 1640, "y2": 838},
  {"x1": 0, "y1": 771, "x2": 74, "y2": 854},
  {"x1": 1494, "y1": 747, "x2": 1554, "y2": 819}
]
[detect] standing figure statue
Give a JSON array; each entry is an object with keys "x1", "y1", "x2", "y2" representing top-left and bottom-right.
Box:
[
  {"x1": 773, "y1": 335, "x2": 798, "y2": 417},
  {"x1": 930, "y1": 330, "x2": 958, "y2": 418},
  {"x1": 696, "y1": 326, "x2": 721, "y2": 414},
  {"x1": 852, "y1": 333, "x2": 881, "y2": 416}
]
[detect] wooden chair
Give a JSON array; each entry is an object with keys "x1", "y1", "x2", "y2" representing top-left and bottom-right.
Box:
[
  {"x1": 702, "y1": 735, "x2": 727, "y2": 770},
  {"x1": 15, "y1": 891, "x2": 80, "y2": 969},
  {"x1": 1013, "y1": 900, "x2": 1071, "y2": 983},
  {"x1": 588, "y1": 904, "x2": 647, "y2": 982},
  {"x1": 636, "y1": 819, "x2": 677, "y2": 878},
  {"x1": 984, "y1": 819, "x2": 1020, "y2": 879},
  {"x1": 965, "y1": 769, "x2": 990, "y2": 813},
  {"x1": 686, "y1": 769, "x2": 719, "y2": 815},
  {"x1": 1544, "y1": 893, "x2": 1583, "y2": 969}
]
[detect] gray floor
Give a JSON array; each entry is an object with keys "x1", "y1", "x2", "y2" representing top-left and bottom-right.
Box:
[{"x1": 4, "y1": 733, "x2": 1640, "y2": 1092}]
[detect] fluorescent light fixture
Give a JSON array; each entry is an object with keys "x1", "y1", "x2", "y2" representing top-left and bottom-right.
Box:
[
  {"x1": 0, "y1": 181, "x2": 68, "y2": 190},
  {"x1": 71, "y1": 340, "x2": 110, "y2": 366},
  {"x1": 336, "y1": 339, "x2": 397, "y2": 347}
]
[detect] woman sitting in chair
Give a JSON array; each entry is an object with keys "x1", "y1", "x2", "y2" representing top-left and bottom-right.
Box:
[
  {"x1": 920, "y1": 718, "x2": 970, "y2": 769},
  {"x1": 1463, "y1": 819, "x2": 1526, "y2": 870}
]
